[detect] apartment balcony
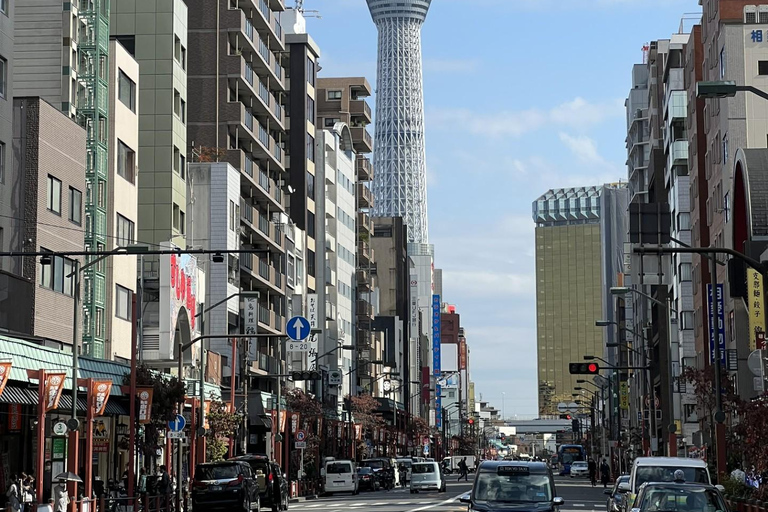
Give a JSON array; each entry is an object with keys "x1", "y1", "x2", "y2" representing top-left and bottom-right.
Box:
[
  {"x1": 326, "y1": 300, "x2": 336, "y2": 321},
  {"x1": 358, "y1": 212, "x2": 373, "y2": 234},
  {"x1": 224, "y1": 101, "x2": 285, "y2": 171},
  {"x1": 357, "y1": 298, "x2": 374, "y2": 320},
  {"x1": 351, "y1": 127, "x2": 373, "y2": 154},
  {"x1": 358, "y1": 241, "x2": 373, "y2": 265},
  {"x1": 256, "y1": 301, "x2": 284, "y2": 334},
  {"x1": 223, "y1": 8, "x2": 285, "y2": 91},
  {"x1": 240, "y1": 202, "x2": 284, "y2": 253},
  {"x1": 224, "y1": 55, "x2": 284, "y2": 129},
  {"x1": 249, "y1": 350, "x2": 285, "y2": 376},
  {"x1": 357, "y1": 183, "x2": 373, "y2": 208},
  {"x1": 229, "y1": 149, "x2": 283, "y2": 212},
  {"x1": 356, "y1": 268, "x2": 372, "y2": 290},
  {"x1": 669, "y1": 140, "x2": 688, "y2": 165},
  {"x1": 249, "y1": 0, "x2": 285, "y2": 51},
  {"x1": 325, "y1": 231, "x2": 336, "y2": 252},
  {"x1": 356, "y1": 155, "x2": 373, "y2": 182},
  {"x1": 349, "y1": 99, "x2": 372, "y2": 124},
  {"x1": 240, "y1": 252, "x2": 284, "y2": 296},
  {"x1": 325, "y1": 267, "x2": 336, "y2": 287},
  {"x1": 268, "y1": 0, "x2": 285, "y2": 10}
]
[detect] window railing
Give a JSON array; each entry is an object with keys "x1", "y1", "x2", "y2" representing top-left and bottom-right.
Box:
[
  {"x1": 273, "y1": 101, "x2": 283, "y2": 122},
  {"x1": 244, "y1": 61, "x2": 254, "y2": 87},
  {"x1": 272, "y1": 57, "x2": 282, "y2": 79},
  {"x1": 244, "y1": 106, "x2": 254, "y2": 132},
  {"x1": 258, "y1": 258, "x2": 270, "y2": 281},
  {"x1": 258, "y1": 166, "x2": 270, "y2": 191},
  {"x1": 258, "y1": 34, "x2": 271, "y2": 64},
  {"x1": 242, "y1": 251, "x2": 252, "y2": 271},
  {"x1": 258, "y1": 122, "x2": 269, "y2": 148},
  {"x1": 258, "y1": 79, "x2": 270, "y2": 106},
  {"x1": 273, "y1": 19, "x2": 282, "y2": 40},
  {"x1": 273, "y1": 141, "x2": 283, "y2": 162},
  {"x1": 259, "y1": 0, "x2": 270, "y2": 21},
  {"x1": 258, "y1": 302, "x2": 270, "y2": 324},
  {"x1": 241, "y1": 198, "x2": 253, "y2": 224},
  {"x1": 244, "y1": 155, "x2": 254, "y2": 178},
  {"x1": 258, "y1": 212, "x2": 270, "y2": 235},
  {"x1": 245, "y1": 17, "x2": 254, "y2": 43}
]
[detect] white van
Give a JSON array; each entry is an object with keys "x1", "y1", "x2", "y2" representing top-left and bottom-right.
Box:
[
  {"x1": 619, "y1": 457, "x2": 716, "y2": 511},
  {"x1": 410, "y1": 462, "x2": 446, "y2": 493},
  {"x1": 323, "y1": 459, "x2": 359, "y2": 495}
]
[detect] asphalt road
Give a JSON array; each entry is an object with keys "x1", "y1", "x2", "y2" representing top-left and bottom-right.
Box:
[{"x1": 286, "y1": 474, "x2": 610, "y2": 512}]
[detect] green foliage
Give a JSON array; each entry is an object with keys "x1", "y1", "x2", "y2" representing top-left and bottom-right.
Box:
[
  {"x1": 125, "y1": 365, "x2": 186, "y2": 460},
  {"x1": 206, "y1": 399, "x2": 242, "y2": 462},
  {"x1": 284, "y1": 389, "x2": 323, "y2": 480},
  {"x1": 721, "y1": 476, "x2": 752, "y2": 500}
]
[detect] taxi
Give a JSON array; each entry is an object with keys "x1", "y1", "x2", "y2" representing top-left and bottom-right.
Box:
[
  {"x1": 628, "y1": 471, "x2": 729, "y2": 512},
  {"x1": 459, "y1": 461, "x2": 565, "y2": 512}
]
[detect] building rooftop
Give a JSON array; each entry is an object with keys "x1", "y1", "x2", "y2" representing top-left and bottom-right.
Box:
[{"x1": 532, "y1": 186, "x2": 603, "y2": 225}]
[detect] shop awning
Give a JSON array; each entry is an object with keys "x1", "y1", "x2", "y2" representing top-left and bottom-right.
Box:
[
  {"x1": 0, "y1": 384, "x2": 38, "y2": 405},
  {"x1": 234, "y1": 392, "x2": 272, "y2": 429},
  {"x1": 57, "y1": 394, "x2": 129, "y2": 416},
  {"x1": 0, "y1": 385, "x2": 128, "y2": 415}
]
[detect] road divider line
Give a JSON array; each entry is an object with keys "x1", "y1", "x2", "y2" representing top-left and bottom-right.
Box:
[{"x1": 408, "y1": 493, "x2": 463, "y2": 512}]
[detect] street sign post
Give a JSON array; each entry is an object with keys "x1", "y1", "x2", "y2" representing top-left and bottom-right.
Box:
[
  {"x1": 287, "y1": 316, "x2": 311, "y2": 341},
  {"x1": 168, "y1": 414, "x2": 186, "y2": 432},
  {"x1": 295, "y1": 430, "x2": 306, "y2": 442},
  {"x1": 295, "y1": 441, "x2": 307, "y2": 449}
]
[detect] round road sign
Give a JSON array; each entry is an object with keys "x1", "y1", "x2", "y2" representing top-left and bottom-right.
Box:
[{"x1": 295, "y1": 430, "x2": 306, "y2": 442}]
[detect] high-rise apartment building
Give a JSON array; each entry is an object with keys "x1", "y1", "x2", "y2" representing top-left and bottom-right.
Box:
[
  {"x1": 532, "y1": 187, "x2": 604, "y2": 416},
  {"x1": 14, "y1": 0, "x2": 110, "y2": 357},
  {"x1": 106, "y1": 39, "x2": 139, "y2": 361},
  {"x1": 187, "y1": 0, "x2": 288, "y2": 394},
  {"x1": 367, "y1": 0, "x2": 431, "y2": 244}
]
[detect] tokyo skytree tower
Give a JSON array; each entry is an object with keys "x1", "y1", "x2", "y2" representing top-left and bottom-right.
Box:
[{"x1": 367, "y1": 0, "x2": 431, "y2": 244}]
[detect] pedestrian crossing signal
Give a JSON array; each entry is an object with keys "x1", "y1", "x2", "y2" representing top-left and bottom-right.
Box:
[{"x1": 569, "y1": 363, "x2": 600, "y2": 375}]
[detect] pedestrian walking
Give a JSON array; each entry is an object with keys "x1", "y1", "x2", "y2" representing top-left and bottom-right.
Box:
[
  {"x1": 158, "y1": 466, "x2": 172, "y2": 512},
  {"x1": 600, "y1": 459, "x2": 611, "y2": 488},
  {"x1": 458, "y1": 457, "x2": 469, "y2": 482},
  {"x1": 588, "y1": 458, "x2": 597, "y2": 487},
  {"x1": 6, "y1": 474, "x2": 22, "y2": 512},
  {"x1": 53, "y1": 481, "x2": 69, "y2": 512}
]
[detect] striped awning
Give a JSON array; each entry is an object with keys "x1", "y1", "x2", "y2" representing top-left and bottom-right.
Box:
[
  {"x1": 0, "y1": 385, "x2": 128, "y2": 415},
  {"x1": 0, "y1": 385, "x2": 38, "y2": 405}
]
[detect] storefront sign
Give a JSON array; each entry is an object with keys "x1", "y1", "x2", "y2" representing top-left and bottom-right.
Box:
[
  {"x1": 749, "y1": 268, "x2": 766, "y2": 351},
  {"x1": 43, "y1": 373, "x2": 66, "y2": 412},
  {"x1": 204, "y1": 401, "x2": 211, "y2": 429},
  {"x1": 7, "y1": 404, "x2": 21, "y2": 431},
  {"x1": 433, "y1": 294, "x2": 442, "y2": 429},
  {"x1": 410, "y1": 275, "x2": 419, "y2": 340},
  {"x1": 707, "y1": 284, "x2": 727, "y2": 365},
  {"x1": 206, "y1": 351, "x2": 222, "y2": 385},
  {"x1": 0, "y1": 361, "x2": 11, "y2": 398},
  {"x1": 316, "y1": 417, "x2": 322, "y2": 435},
  {"x1": 51, "y1": 437, "x2": 67, "y2": 460},
  {"x1": 307, "y1": 294, "x2": 319, "y2": 329},
  {"x1": 94, "y1": 439, "x2": 110, "y2": 454},
  {"x1": 279, "y1": 411, "x2": 287, "y2": 433},
  {"x1": 243, "y1": 296, "x2": 257, "y2": 335},
  {"x1": 159, "y1": 247, "x2": 199, "y2": 359},
  {"x1": 137, "y1": 387, "x2": 154, "y2": 424},
  {"x1": 459, "y1": 338, "x2": 467, "y2": 370},
  {"x1": 337, "y1": 422, "x2": 342, "y2": 438},
  {"x1": 290, "y1": 413, "x2": 300, "y2": 433},
  {"x1": 92, "y1": 381, "x2": 112, "y2": 416}
]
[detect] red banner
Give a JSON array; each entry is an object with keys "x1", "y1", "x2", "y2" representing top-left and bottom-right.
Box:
[
  {"x1": 8, "y1": 404, "x2": 21, "y2": 431},
  {"x1": 137, "y1": 387, "x2": 153, "y2": 424},
  {"x1": 92, "y1": 380, "x2": 113, "y2": 416},
  {"x1": 354, "y1": 424, "x2": 362, "y2": 440},
  {"x1": 459, "y1": 339, "x2": 467, "y2": 370},
  {"x1": 204, "y1": 401, "x2": 211, "y2": 429},
  {"x1": 290, "y1": 412, "x2": 301, "y2": 434},
  {"x1": 0, "y1": 361, "x2": 11, "y2": 398},
  {"x1": 279, "y1": 411, "x2": 287, "y2": 433},
  {"x1": 43, "y1": 373, "x2": 66, "y2": 413}
]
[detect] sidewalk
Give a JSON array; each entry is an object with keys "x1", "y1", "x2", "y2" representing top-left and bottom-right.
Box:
[{"x1": 288, "y1": 495, "x2": 318, "y2": 504}]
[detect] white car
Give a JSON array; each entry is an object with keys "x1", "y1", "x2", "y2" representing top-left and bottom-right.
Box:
[{"x1": 570, "y1": 461, "x2": 589, "y2": 478}]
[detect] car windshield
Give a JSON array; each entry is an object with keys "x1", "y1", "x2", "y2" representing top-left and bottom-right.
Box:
[
  {"x1": 358, "y1": 467, "x2": 373, "y2": 475},
  {"x1": 474, "y1": 473, "x2": 553, "y2": 503},
  {"x1": 573, "y1": 462, "x2": 588, "y2": 468},
  {"x1": 412, "y1": 464, "x2": 435, "y2": 474},
  {"x1": 327, "y1": 463, "x2": 352, "y2": 474},
  {"x1": 636, "y1": 467, "x2": 709, "y2": 487},
  {"x1": 639, "y1": 487, "x2": 725, "y2": 512},
  {"x1": 362, "y1": 460, "x2": 385, "y2": 469},
  {"x1": 244, "y1": 460, "x2": 270, "y2": 477},
  {"x1": 197, "y1": 464, "x2": 241, "y2": 481}
]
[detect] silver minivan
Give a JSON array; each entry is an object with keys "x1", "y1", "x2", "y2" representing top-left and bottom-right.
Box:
[{"x1": 410, "y1": 462, "x2": 446, "y2": 493}]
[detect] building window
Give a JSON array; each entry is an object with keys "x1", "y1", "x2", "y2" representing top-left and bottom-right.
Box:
[
  {"x1": 0, "y1": 141, "x2": 6, "y2": 183},
  {"x1": 680, "y1": 311, "x2": 694, "y2": 330},
  {"x1": 118, "y1": 70, "x2": 136, "y2": 112},
  {"x1": 307, "y1": 249, "x2": 316, "y2": 277},
  {"x1": 47, "y1": 175, "x2": 62, "y2": 214},
  {"x1": 0, "y1": 56, "x2": 7, "y2": 99},
  {"x1": 0, "y1": 0, "x2": 7, "y2": 15},
  {"x1": 117, "y1": 140, "x2": 135, "y2": 183},
  {"x1": 230, "y1": 200, "x2": 236, "y2": 231},
  {"x1": 720, "y1": 47, "x2": 726, "y2": 79},
  {"x1": 115, "y1": 284, "x2": 132, "y2": 320},
  {"x1": 306, "y1": 133, "x2": 315, "y2": 163},
  {"x1": 174, "y1": 36, "x2": 186, "y2": 70},
  {"x1": 39, "y1": 249, "x2": 75, "y2": 297},
  {"x1": 306, "y1": 171, "x2": 315, "y2": 200},
  {"x1": 179, "y1": 210, "x2": 185, "y2": 235},
  {"x1": 307, "y1": 211, "x2": 315, "y2": 238},
  {"x1": 174, "y1": 90, "x2": 186, "y2": 122},
  {"x1": 116, "y1": 214, "x2": 134, "y2": 247},
  {"x1": 69, "y1": 187, "x2": 82, "y2": 225},
  {"x1": 287, "y1": 254, "x2": 295, "y2": 287},
  {"x1": 307, "y1": 95, "x2": 315, "y2": 124},
  {"x1": 680, "y1": 262, "x2": 692, "y2": 282},
  {"x1": 327, "y1": 90, "x2": 342, "y2": 100},
  {"x1": 759, "y1": 61, "x2": 768, "y2": 76},
  {"x1": 306, "y1": 56, "x2": 315, "y2": 86},
  {"x1": 180, "y1": 98, "x2": 186, "y2": 123},
  {"x1": 723, "y1": 135, "x2": 728, "y2": 166},
  {"x1": 324, "y1": 117, "x2": 340, "y2": 128},
  {"x1": 174, "y1": 146, "x2": 185, "y2": 179},
  {"x1": 678, "y1": 212, "x2": 691, "y2": 230}
]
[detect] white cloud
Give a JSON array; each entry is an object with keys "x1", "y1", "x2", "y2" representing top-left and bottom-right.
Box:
[{"x1": 428, "y1": 97, "x2": 622, "y2": 138}]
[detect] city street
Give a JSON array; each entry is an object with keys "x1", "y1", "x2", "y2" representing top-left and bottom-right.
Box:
[{"x1": 287, "y1": 475, "x2": 608, "y2": 512}]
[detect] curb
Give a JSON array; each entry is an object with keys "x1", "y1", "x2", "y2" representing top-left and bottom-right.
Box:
[{"x1": 288, "y1": 495, "x2": 318, "y2": 504}]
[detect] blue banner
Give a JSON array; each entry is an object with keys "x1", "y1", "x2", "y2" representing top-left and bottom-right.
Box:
[
  {"x1": 707, "y1": 284, "x2": 727, "y2": 366},
  {"x1": 433, "y1": 294, "x2": 442, "y2": 429}
]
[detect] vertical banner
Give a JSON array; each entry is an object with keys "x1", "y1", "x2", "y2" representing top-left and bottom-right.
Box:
[
  {"x1": 279, "y1": 411, "x2": 287, "y2": 433},
  {"x1": 410, "y1": 276, "x2": 419, "y2": 338},
  {"x1": 137, "y1": 387, "x2": 154, "y2": 424},
  {"x1": 243, "y1": 296, "x2": 258, "y2": 335},
  {"x1": 459, "y1": 338, "x2": 467, "y2": 371},
  {"x1": 432, "y1": 294, "x2": 442, "y2": 429},
  {"x1": 707, "y1": 284, "x2": 715, "y2": 363},
  {"x1": 749, "y1": 268, "x2": 766, "y2": 350},
  {"x1": 204, "y1": 401, "x2": 211, "y2": 429},
  {"x1": 92, "y1": 381, "x2": 113, "y2": 416},
  {"x1": 317, "y1": 417, "x2": 323, "y2": 436},
  {"x1": 290, "y1": 412, "x2": 301, "y2": 434},
  {"x1": 7, "y1": 404, "x2": 21, "y2": 431},
  {"x1": 355, "y1": 424, "x2": 362, "y2": 440},
  {"x1": 43, "y1": 373, "x2": 66, "y2": 412},
  {"x1": 0, "y1": 361, "x2": 11, "y2": 398},
  {"x1": 307, "y1": 294, "x2": 319, "y2": 329},
  {"x1": 707, "y1": 284, "x2": 727, "y2": 365}
]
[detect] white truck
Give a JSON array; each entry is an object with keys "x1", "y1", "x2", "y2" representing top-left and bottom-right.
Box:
[{"x1": 441, "y1": 455, "x2": 477, "y2": 474}]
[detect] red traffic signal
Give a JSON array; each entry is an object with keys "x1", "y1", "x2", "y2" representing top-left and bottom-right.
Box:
[
  {"x1": 468, "y1": 418, "x2": 475, "y2": 425},
  {"x1": 569, "y1": 362, "x2": 600, "y2": 375}
]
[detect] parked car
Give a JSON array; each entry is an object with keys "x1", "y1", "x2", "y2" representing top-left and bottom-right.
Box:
[
  {"x1": 570, "y1": 461, "x2": 589, "y2": 478},
  {"x1": 410, "y1": 462, "x2": 446, "y2": 493},
  {"x1": 360, "y1": 458, "x2": 396, "y2": 490},
  {"x1": 357, "y1": 467, "x2": 379, "y2": 492},
  {"x1": 605, "y1": 475, "x2": 630, "y2": 512},
  {"x1": 192, "y1": 461, "x2": 260, "y2": 512},
  {"x1": 230, "y1": 455, "x2": 289, "y2": 511},
  {"x1": 323, "y1": 460, "x2": 358, "y2": 495}
]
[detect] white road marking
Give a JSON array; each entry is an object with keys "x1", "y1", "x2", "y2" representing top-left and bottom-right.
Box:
[
  {"x1": 573, "y1": 504, "x2": 586, "y2": 507},
  {"x1": 407, "y1": 493, "x2": 462, "y2": 512}
]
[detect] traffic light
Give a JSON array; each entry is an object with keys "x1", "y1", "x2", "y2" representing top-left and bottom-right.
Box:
[
  {"x1": 569, "y1": 362, "x2": 600, "y2": 375},
  {"x1": 468, "y1": 418, "x2": 475, "y2": 426},
  {"x1": 559, "y1": 414, "x2": 571, "y2": 420},
  {"x1": 572, "y1": 418, "x2": 579, "y2": 433},
  {"x1": 291, "y1": 370, "x2": 321, "y2": 381}
]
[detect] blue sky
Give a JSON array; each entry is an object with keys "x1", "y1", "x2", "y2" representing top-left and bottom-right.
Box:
[{"x1": 305, "y1": 0, "x2": 701, "y2": 416}]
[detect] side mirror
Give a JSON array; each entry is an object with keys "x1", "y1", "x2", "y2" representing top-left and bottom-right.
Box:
[
  {"x1": 459, "y1": 493, "x2": 471, "y2": 504},
  {"x1": 715, "y1": 485, "x2": 725, "y2": 492},
  {"x1": 553, "y1": 497, "x2": 565, "y2": 506},
  {"x1": 618, "y1": 482, "x2": 631, "y2": 493}
]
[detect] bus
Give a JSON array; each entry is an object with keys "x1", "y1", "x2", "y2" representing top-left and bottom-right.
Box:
[{"x1": 557, "y1": 444, "x2": 585, "y2": 475}]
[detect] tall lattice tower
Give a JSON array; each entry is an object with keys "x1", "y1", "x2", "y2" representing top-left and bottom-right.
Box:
[{"x1": 367, "y1": 0, "x2": 431, "y2": 244}]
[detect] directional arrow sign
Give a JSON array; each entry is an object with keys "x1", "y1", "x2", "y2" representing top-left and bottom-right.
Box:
[
  {"x1": 168, "y1": 414, "x2": 186, "y2": 433},
  {"x1": 287, "y1": 316, "x2": 311, "y2": 341}
]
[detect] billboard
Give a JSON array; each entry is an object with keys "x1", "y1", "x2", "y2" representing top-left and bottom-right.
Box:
[
  {"x1": 748, "y1": 267, "x2": 766, "y2": 350},
  {"x1": 159, "y1": 248, "x2": 199, "y2": 360},
  {"x1": 432, "y1": 294, "x2": 441, "y2": 429},
  {"x1": 707, "y1": 284, "x2": 726, "y2": 366}
]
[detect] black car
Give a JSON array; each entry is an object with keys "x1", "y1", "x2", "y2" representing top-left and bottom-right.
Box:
[
  {"x1": 360, "y1": 459, "x2": 395, "y2": 490},
  {"x1": 629, "y1": 481, "x2": 728, "y2": 512},
  {"x1": 606, "y1": 475, "x2": 630, "y2": 512},
  {"x1": 357, "y1": 467, "x2": 379, "y2": 492},
  {"x1": 459, "y1": 461, "x2": 565, "y2": 512},
  {"x1": 192, "y1": 461, "x2": 260, "y2": 511},
  {"x1": 230, "y1": 454, "x2": 290, "y2": 511}
]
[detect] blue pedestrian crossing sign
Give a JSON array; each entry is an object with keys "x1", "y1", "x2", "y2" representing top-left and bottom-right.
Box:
[
  {"x1": 168, "y1": 414, "x2": 186, "y2": 432},
  {"x1": 287, "y1": 316, "x2": 311, "y2": 341}
]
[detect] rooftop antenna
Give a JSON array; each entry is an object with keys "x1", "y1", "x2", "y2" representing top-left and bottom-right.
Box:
[{"x1": 295, "y1": 0, "x2": 321, "y2": 18}]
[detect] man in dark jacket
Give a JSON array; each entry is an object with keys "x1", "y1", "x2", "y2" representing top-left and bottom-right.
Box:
[
  {"x1": 588, "y1": 458, "x2": 597, "y2": 487},
  {"x1": 458, "y1": 458, "x2": 469, "y2": 482}
]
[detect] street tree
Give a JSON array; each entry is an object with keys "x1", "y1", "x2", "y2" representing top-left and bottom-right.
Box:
[
  {"x1": 206, "y1": 399, "x2": 242, "y2": 462},
  {"x1": 284, "y1": 388, "x2": 323, "y2": 479}
]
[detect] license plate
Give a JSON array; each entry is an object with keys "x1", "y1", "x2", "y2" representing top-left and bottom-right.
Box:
[
  {"x1": 333, "y1": 482, "x2": 345, "y2": 487},
  {"x1": 209, "y1": 486, "x2": 221, "y2": 491}
]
